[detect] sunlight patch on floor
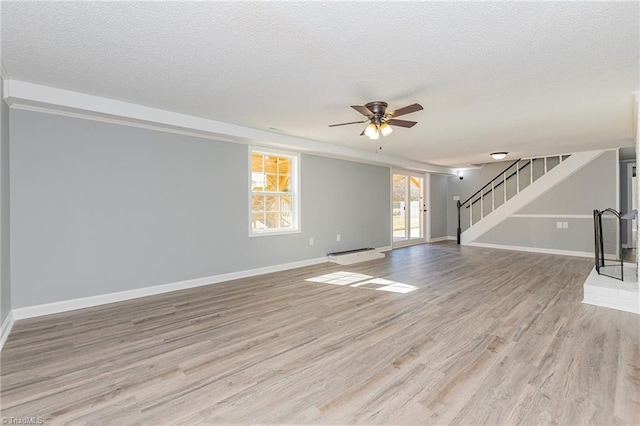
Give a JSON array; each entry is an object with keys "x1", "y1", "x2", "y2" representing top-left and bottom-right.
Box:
[{"x1": 305, "y1": 271, "x2": 418, "y2": 294}]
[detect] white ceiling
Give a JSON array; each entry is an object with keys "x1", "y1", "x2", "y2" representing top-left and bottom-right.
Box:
[{"x1": 1, "y1": 1, "x2": 638, "y2": 167}]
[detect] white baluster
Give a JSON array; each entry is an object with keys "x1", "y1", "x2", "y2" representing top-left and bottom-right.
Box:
[
  {"x1": 516, "y1": 161, "x2": 520, "y2": 193},
  {"x1": 530, "y1": 158, "x2": 533, "y2": 183},
  {"x1": 491, "y1": 181, "x2": 495, "y2": 211},
  {"x1": 480, "y1": 189, "x2": 484, "y2": 219},
  {"x1": 544, "y1": 157, "x2": 548, "y2": 174},
  {"x1": 469, "y1": 204, "x2": 472, "y2": 228},
  {"x1": 503, "y1": 173, "x2": 507, "y2": 203}
]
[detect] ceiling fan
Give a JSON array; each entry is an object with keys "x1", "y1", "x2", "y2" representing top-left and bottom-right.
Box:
[{"x1": 329, "y1": 101, "x2": 423, "y2": 140}]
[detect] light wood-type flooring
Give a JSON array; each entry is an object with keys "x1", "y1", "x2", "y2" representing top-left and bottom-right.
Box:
[{"x1": 1, "y1": 242, "x2": 639, "y2": 424}]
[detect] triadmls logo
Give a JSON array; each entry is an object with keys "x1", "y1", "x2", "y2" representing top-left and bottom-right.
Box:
[{"x1": 1, "y1": 417, "x2": 44, "y2": 425}]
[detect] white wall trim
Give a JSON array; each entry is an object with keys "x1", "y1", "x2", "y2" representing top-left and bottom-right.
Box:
[
  {"x1": 3, "y1": 80, "x2": 453, "y2": 175},
  {"x1": 392, "y1": 239, "x2": 427, "y2": 249},
  {"x1": 583, "y1": 299, "x2": 640, "y2": 314},
  {"x1": 0, "y1": 311, "x2": 14, "y2": 351},
  {"x1": 509, "y1": 214, "x2": 592, "y2": 219},
  {"x1": 378, "y1": 245, "x2": 393, "y2": 252},
  {"x1": 429, "y1": 236, "x2": 450, "y2": 242},
  {"x1": 466, "y1": 241, "x2": 592, "y2": 258},
  {"x1": 583, "y1": 265, "x2": 639, "y2": 314},
  {"x1": 12, "y1": 256, "x2": 329, "y2": 320},
  {"x1": 461, "y1": 150, "x2": 605, "y2": 244}
]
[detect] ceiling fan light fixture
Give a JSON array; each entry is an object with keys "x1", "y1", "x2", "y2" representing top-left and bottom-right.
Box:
[
  {"x1": 329, "y1": 101, "x2": 423, "y2": 140},
  {"x1": 490, "y1": 152, "x2": 508, "y2": 160},
  {"x1": 364, "y1": 122, "x2": 378, "y2": 139},
  {"x1": 379, "y1": 122, "x2": 393, "y2": 137}
]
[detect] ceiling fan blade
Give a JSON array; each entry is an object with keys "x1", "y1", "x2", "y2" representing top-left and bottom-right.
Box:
[
  {"x1": 387, "y1": 119, "x2": 418, "y2": 128},
  {"x1": 360, "y1": 128, "x2": 366, "y2": 136},
  {"x1": 328, "y1": 120, "x2": 368, "y2": 127},
  {"x1": 351, "y1": 105, "x2": 374, "y2": 117},
  {"x1": 387, "y1": 103, "x2": 423, "y2": 118}
]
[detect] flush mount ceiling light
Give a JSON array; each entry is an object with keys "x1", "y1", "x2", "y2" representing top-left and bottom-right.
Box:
[
  {"x1": 329, "y1": 101, "x2": 423, "y2": 140},
  {"x1": 490, "y1": 152, "x2": 508, "y2": 160}
]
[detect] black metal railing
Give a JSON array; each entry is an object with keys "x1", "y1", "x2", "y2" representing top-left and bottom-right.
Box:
[
  {"x1": 593, "y1": 208, "x2": 624, "y2": 281},
  {"x1": 464, "y1": 160, "x2": 532, "y2": 210},
  {"x1": 456, "y1": 154, "x2": 570, "y2": 244},
  {"x1": 456, "y1": 159, "x2": 522, "y2": 244}
]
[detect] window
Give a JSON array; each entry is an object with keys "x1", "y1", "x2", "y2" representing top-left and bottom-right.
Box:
[{"x1": 250, "y1": 148, "x2": 299, "y2": 235}]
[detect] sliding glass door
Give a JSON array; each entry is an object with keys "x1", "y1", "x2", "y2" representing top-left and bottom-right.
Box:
[{"x1": 392, "y1": 172, "x2": 425, "y2": 244}]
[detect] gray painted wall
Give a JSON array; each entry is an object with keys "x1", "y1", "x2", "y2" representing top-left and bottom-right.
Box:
[
  {"x1": 10, "y1": 109, "x2": 391, "y2": 308},
  {"x1": 475, "y1": 217, "x2": 595, "y2": 252},
  {"x1": 475, "y1": 151, "x2": 617, "y2": 252},
  {"x1": 429, "y1": 174, "x2": 448, "y2": 239},
  {"x1": 515, "y1": 151, "x2": 617, "y2": 215},
  {"x1": 0, "y1": 76, "x2": 10, "y2": 324}
]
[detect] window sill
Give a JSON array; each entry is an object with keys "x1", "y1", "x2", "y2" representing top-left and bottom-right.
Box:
[{"x1": 249, "y1": 228, "x2": 301, "y2": 238}]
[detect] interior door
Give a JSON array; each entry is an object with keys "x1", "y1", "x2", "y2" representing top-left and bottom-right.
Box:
[
  {"x1": 628, "y1": 163, "x2": 637, "y2": 248},
  {"x1": 392, "y1": 172, "x2": 425, "y2": 244}
]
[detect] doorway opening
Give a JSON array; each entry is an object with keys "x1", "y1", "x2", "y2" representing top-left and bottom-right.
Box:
[{"x1": 392, "y1": 172, "x2": 426, "y2": 246}]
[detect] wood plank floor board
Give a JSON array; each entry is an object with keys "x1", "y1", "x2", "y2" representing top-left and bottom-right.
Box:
[{"x1": 1, "y1": 242, "x2": 638, "y2": 425}]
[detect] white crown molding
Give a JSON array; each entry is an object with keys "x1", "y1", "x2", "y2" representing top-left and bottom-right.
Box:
[{"x1": 3, "y1": 80, "x2": 454, "y2": 175}]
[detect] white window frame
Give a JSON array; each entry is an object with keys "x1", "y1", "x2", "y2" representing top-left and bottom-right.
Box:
[{"x1": 249, "y1": 147, "x2": 301, "y2": 237}]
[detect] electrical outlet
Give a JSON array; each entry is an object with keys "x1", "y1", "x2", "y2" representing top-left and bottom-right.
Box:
[
  {"x1": 309, "y1": 237, "x2": 314, "y2": 245},
  {"x1": 556, "y1": 221, "x2": 563, "y2": 229},
  {"x1": 336, "y1": 233, "x2": 341, "y2": 242},
  {"x1": 563, "y1": 222, "x2": 569, "y2": 229},
  {"x1": 453, "y1": 196, "x2": 460, "y2": 201}
]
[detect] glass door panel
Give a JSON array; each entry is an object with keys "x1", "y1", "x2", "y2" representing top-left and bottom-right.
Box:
[
  {"x1": 393, "y1": 173, "x2": 424, "y2": 244},
  {"x1": 393, "y1": 174, "x2": 408, "y2": 242},
  {"x1": 409, "y1": 176, "x2": 424, "y2": 239}
]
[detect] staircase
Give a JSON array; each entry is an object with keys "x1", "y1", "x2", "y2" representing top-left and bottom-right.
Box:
[{"x1": 457, "y1": 150, "x2": 605, "y2": 245}]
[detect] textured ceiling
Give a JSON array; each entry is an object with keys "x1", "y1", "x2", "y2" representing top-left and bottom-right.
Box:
[{"x1": 1, "y1": 1, "x2": 638, "y2": 167}]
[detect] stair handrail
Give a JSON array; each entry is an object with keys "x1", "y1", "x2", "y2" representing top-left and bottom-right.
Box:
[
  {"x1": 456, "y1": 158, "x2": 521, "y2": 244},
  {"x1": 458, "y1": 159, "x2": 521, "y2": 208},
  {"x1": 464, "y1": 160, "x2": 532, "y2": 209}
]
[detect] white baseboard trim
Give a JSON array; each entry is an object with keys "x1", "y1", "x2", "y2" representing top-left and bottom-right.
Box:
[
  {"x1": 465, "y1": 242, "x2": 593, "y2": 258},
  {"x1": 12, "y1": 256, "x2": 329, "y2": 320},
  {"x1": 328, "y1": 250, "x2": 385, "y2": 265},
  {"x1": 0, "y1": 311, "x2": 15, "y2": 351},
  {"x1": 429, "y1": 236, "x2": 451, "y2": 243},
  {"x1": 377, "y1": 245, "x2": 393, "y2": 253}
]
